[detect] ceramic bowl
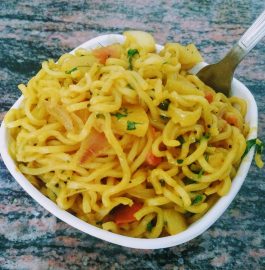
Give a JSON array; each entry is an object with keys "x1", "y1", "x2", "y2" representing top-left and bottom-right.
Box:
[{"x1": 0, "y1": 34, "x2": 257, "y2": 249}]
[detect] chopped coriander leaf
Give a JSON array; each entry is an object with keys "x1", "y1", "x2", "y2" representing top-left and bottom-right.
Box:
[
  {"x1": 128, "y1": 48, "x2": 139, "y2": 58},
  {"x1": 184, "y1": 177, "x2": 196, "y2": 185},
  {"x1": 177, "y1": 159, "x2": 183, "y2": 164},
  {"x1": 205, "y1": 153, "x2": 209, "y2": 162},
  {"x1": 256, "y1": 140, "x2": 264, "y2": 155},
  {"x1": 127, "y1": 49, "x2": 139, "y2": 70},
  {"x1": 242, "y1": 138, "x2": 264, "y2": 160},
  {"x1": 65, "y1": 65, "x2": 90, "y2": 74},
  {"x1": 242, "y1": 138, "x2": 257, "y2": 159},
  {"x1": 127, "y1": 121, "x2": 142, "y2": 131},
  {"x1": 146, "y1": 221, "x2": 154, "y2": 232},
  {"x1": 158, "y1": 99, "x2": 171, "y2": 111},
  {"x1": 127, "y1": 121, "x2": 136, "y2": 130},
  {"x1": 65, "y1": 67, "x2": 78, "y2": 74},
  {"x1": 111, "y1": 108, "x2": 128, "y2": 120},
  {"x1": 159, "y1": 179, "x2": 166, "y2": 186},
  {"x1": 112, "y1": 112, "x2": 127, "y2": 120},
  {"x1": 201, "y1": 133, "x2": 210, "y2": 140},
  {"x1": 192, "y1": 194, "x2": 204, "y2": 205},
  {"x1": 197, "y1": 169, "x2": 204, "y2": 179},
  {"x1": 177, "y1": 135, "x2": 185, "y2": 145}
]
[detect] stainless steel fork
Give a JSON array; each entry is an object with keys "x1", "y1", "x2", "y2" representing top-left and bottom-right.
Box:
[{"x1": 196, "y1": 10, "x2": 265, "y2": 96}]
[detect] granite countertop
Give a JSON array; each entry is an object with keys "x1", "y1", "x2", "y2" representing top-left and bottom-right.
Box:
[{"x1": 0, "y1": 1, "x2": 265, "y2": 269}]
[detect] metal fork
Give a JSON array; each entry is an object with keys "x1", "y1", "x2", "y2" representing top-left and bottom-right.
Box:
[{"x1": 196, "y1": 10, "x2": 265, "y2": 97}]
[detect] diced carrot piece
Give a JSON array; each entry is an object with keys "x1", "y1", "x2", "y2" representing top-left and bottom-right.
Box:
[
  {"x1": 79, "y1": 129, "x2": 109, "y2": 164},
  {"x1": 205, "y1": 92, "x2": 213, "y2": 103},
  {"x1": 225, "y1": 115, "x2": 238, "y2": 127},
  {"x1": 92, "y1": 44, "x2": 122, "y2": 64},
  {"x1": 146, "y1": 151, "x2": 162, "y2": 166},
  {"x1": 114, "y1": 202, "x2": 143, "y2": 225}
]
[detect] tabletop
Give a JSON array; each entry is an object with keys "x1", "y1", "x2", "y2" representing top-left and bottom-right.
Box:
[{"x1": 0, "y1": 1, "x2": 265, "y2": 269}]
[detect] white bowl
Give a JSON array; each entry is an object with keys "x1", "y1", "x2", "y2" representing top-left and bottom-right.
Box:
[{"x1": 0, "y1": 34, "x2": 258, "y2": 249}]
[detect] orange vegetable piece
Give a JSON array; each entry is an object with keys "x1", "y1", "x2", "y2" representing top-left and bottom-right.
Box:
[
  {"x1": 205, "y1": 92, "x2": 213, "y2": 103},
  {"x1": 225, "y1": 115, "x2": 238, "y2": 127},
  {"x1": 146, "y1": 151, "x2": 162, "y2": 166},
  {"x1": 92, "y1": 44, "x2": 122, "y2": 64},
  {"x1": 79, "y1": 129, "x2": 109, "y2": 164},
  {"x1": 114, "y1": 202, "x2": 143, "y2": 225}
]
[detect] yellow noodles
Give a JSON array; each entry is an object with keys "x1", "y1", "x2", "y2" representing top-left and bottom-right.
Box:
[{"x1": 5, "y1": 31, "x2": 250, "y2": 238}]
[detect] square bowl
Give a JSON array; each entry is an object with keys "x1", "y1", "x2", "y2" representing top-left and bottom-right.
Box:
[{"x1": 0, "y1": 34, "x2": 258, "y2": 249}]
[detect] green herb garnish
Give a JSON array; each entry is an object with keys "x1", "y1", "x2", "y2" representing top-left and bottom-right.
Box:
[
  {"x1": 127, "y1": 49, "x2": 139, "y2": 70},
  {"x1": 192, "y1": 194, "x2": 204, "y2": 205},
  {"x1": 111, "y1": 108, "x2": 128, "y2": 120},
  {"x1": 242, "y1": 138, "x2": 264, "y2": 159},
  {"x1": 256, "y1": 140, "x2": 264, "y2": 155},
  {"x1": 128, "y1": 48, "x2": 139, "y2": 58},
  {"x1": 177, "y1": 135, "x2": 185, "y2": 145},
  {"x1": 65, "y1": 67, "x2": 78, "y2": 74},
  {"x1": 113, "y1": 112, "x2": 127, "y2": 120},
  {"x1": 184, "y1": 177, "x2": 196, "y2": 185},
  {"x1": 177, "y1": 159, "x2": 183, "y2": 164},
  {"x1": 65, "y1": 65, "x2": 90, "y2": 74},
  {"x1": 201, "y1": 133, "x2": 210, "y2": 140},
  {"x1": 158, "y1": 99, "x2": 171, "y2": 111},
  {"x1": 146, "y1": 221, "x2": 154, "y2": 232},
  {"x1": 127, "y1": 121, "x2": 141, "y2": 131},
  {"x1": 205, "y1": 153, "x2": 209, "y2": 162},
  {"x1": 159, "y1": 179, "x2": 166, "y2": 186}
]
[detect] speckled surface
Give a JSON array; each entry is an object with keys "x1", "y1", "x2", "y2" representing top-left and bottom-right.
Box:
[{"x1": 0, "y1": 1, "x2": 265, "y2": 269}]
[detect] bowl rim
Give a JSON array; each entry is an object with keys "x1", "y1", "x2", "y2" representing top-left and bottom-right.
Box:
[{"x1": 0, "y1": 34, "x2": 258, "y2": 249}]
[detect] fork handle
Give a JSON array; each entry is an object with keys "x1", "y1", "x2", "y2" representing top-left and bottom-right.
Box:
[
  {"x1": 238, "y1": 9, "x2": 265, "y2": 54},
  {"x1": 222, "y1": 10, "x2": 265, "y2": 69}
]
